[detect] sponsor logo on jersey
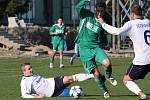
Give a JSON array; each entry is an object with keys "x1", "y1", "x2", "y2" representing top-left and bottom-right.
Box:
[
  {"x1": 86, "y1": 22, "x2": 100, "y2": 33},
  {"x1": 56, "y1": 29, "x2": 64, "y2": 33}
]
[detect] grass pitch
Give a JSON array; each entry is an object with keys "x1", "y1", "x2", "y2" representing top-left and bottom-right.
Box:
[{"x1": 0, "y1": 57, "x2": 149, "y2": 100}]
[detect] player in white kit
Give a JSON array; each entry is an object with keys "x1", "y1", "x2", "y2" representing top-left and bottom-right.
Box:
[
  {"x1": 97, "y1": 4, "x2": 150, "y2": 100},
  {"x1": 20, "y1": 63, "x2": 94, "y2": 98}
]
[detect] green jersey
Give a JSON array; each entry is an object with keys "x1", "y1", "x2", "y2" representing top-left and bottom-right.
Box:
[
  {"x1": 75, "y1": 0, "x2": 103, "y2": 49},
  {"x1": 49, "y1": 24, "x2": 65, "y2": 44}
]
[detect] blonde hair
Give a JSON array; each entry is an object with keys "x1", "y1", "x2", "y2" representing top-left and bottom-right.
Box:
[{"x1": 20, "y1": 63, "x2": 31, "y2": 73}]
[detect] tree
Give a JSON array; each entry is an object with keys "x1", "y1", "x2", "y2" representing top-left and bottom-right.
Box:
[
  {"x1": 0, "y1": 0, "x2": 30, "y2": 25},
  {"x1": 7, "y1": 0, "x2": 29, "y2": 17}
]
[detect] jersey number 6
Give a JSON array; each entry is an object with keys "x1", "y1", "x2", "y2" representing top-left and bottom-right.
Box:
[{"x1": 144, "y1": 30, "x2": 150, "y2": 45}]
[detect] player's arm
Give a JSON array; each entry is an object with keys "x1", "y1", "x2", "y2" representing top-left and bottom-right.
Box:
[
  {"x1": 20, "y1": 80, "x2": 44, "y2": 98},
  {"x1": 20, "y1": 80, "x2": 34, "y2": 98},
  {"x1": 32, "y1": 94, "x2": 45, "y2": 98},
  {"x1": 97, "y1": 18, "x2": 131, "y2": 35},
  {"x1": 101, "y1": 23, "x2": 120, "y2": 35},
  {"x1": 22, "y1": 93, "x2": 44, "y2": 98},
  {"x1": 76, "y1": 0, "x2": 91, "y2": 18},
  {"x1": 49, "y1": 25, "x2": 59, "y2": 35}
]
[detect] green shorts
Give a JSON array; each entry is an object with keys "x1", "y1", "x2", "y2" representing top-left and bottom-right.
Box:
[
  {"x1": 53, "y1": 39, "x2": 64, "y2": 51},
  {"x1": 79, "y1": 47, "x2": 108, "y2": 74}
]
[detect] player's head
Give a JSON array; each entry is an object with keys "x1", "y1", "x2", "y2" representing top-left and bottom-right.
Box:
[
  {"x1": 95, "y1": 1, "x2": 106, "y2": 18},
  {"x1": 57, "y1": 17, "x2": 63, "y2": 25},
  {"x1": 21, "y1": 63, "x2": 33, "y2": 76},
  {"x1": 131, "y1": 4, "x2": 142, "y2": 19}
]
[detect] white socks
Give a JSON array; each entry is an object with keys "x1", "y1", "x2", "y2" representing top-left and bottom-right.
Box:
[
  {"x1": 125, "y1": 81, "x2": 142, "y2": 95},
  {"x1": 140, "y1": 94, "x2": 147, "y2": 99},
  {"x1": 73, "y1": 73, "x2": 94, "y2": 82}
]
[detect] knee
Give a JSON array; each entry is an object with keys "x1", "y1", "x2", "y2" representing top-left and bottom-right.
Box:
[
  {"x1": 92, "y1": 69, "x2": 101, "y2": 78},
  {"x1": 123, "y1": 75, "x2": 131, "y2": 85},
  {"x1": 94, "y1": 72, "x2": 100, "y2": 78},
  {"x1": 102, "y1": 59, "x2": 110, "y2": 67},
  {"x1": 63, "y1": 76, "x2": 73, "y2": 84}
]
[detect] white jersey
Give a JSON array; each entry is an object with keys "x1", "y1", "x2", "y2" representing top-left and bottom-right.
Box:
[
  {"x1": 102, "y1": 19, "x2": 150, "y2": 65},
  {"x1": 20, "y1": 73, "x2": 55, "y2": 98}
]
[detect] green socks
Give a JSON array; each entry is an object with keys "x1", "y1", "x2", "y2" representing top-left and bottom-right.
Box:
[
  {"x1": 95, "y1": 76, "x2": 108, "y2": 93},
  {"x1": 105, "y1": 65, "x2": 112, "y2": 79}
]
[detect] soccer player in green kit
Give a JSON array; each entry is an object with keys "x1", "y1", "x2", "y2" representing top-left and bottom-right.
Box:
[
  {"x1": 49, "y1": 17, "x2": 65, "y2": 68},
  {"x1": 76, "y1": 0, "x2": 117, "y2": 98}
]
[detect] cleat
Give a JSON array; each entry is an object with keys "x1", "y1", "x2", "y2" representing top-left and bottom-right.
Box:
[
  {"x1": 70, "y1": 57, "x2": 73, "y2": 65},
  {"x1": 139, "y1": 96, "x2": 150, "y2": 100},
  {"x1": 107, "y1": 76, "x2": 117, "y2": 86},
  {"x1": 49, "y1": 63, "x2": 53, "y2": 68},
  {"x1": 60, "y1": 64, "x2": 64, "y2": 68},
  {"x1": 139, "y1": 98, "x2": 150, "y2": 100},
  {"x1": 104, "y1": 92, "x2": 110, "y2": 98}
]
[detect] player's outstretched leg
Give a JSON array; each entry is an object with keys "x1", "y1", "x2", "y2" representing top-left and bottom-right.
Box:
[
  {"x1": 63, "y1": 73, "x2": 94, "y2": 84},
  {"x1": 58, "y1": 73, "x2": 94, "y2": 98}
]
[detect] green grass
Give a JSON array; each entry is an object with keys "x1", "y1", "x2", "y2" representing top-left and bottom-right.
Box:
[{"x1": 0, "y1": 57, "x2": 149, "y2": 100}]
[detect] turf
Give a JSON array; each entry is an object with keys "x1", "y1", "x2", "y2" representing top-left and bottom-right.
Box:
[{"x1": 0, "y1": 57, "x2": 149, "y2": 100}]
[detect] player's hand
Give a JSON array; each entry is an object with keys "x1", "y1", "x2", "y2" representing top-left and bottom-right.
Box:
[
  {"x1": 96, "y1": 17, "x2": 105, "y2": 24},
  {"x1": 54, "y1": 31, "x2": 58, "y2": 35},
  {"x1": 33, "y1": 94, "x2": 45, "y2": 98},
  {"x1": 55, "y1": 30, "x2": 60, "y2": 34},
  {"x1": 53, "y1": 31, "x2": 59, "y2": 35}
]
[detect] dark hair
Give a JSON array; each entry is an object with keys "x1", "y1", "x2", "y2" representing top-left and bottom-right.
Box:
[
  {"x1": 56, "y1": 17, "x2": 63, "y2": 24},
  {"x1": 131, "y1": 4, "x2": 142, "y2": 16},
  {"x1": 58, "y1": 16, "x2": 63, "y2": 19},
  {"x1": 96, "y1": 1, "x2": 106, "y2": 9}
]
